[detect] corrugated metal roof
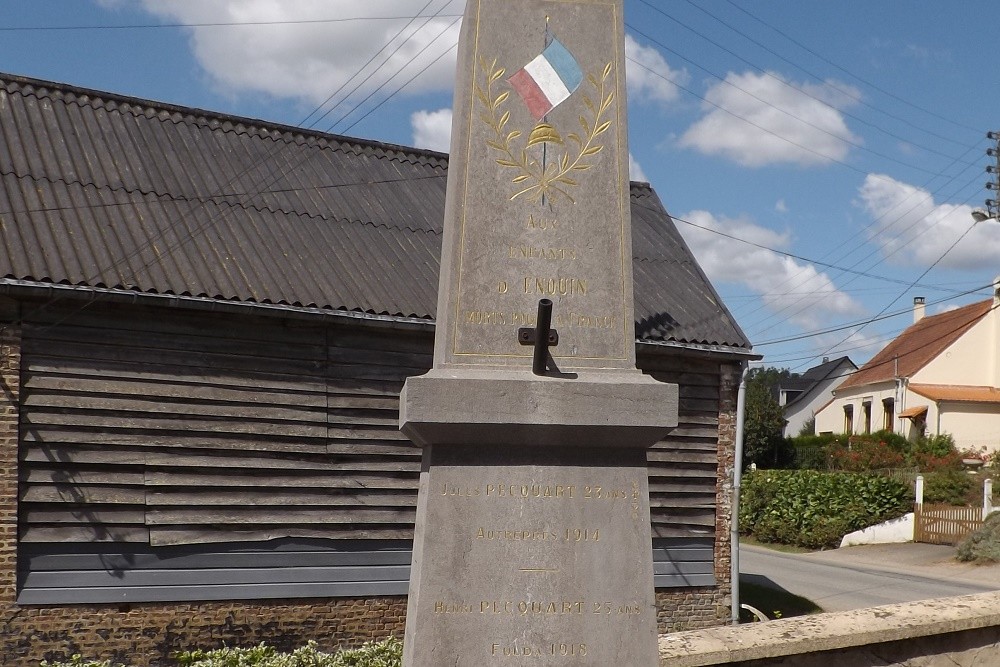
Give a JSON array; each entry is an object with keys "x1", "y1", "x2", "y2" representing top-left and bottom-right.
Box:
[{"x1": 0, "y1": 71, "x2": 751, "y2": 352}]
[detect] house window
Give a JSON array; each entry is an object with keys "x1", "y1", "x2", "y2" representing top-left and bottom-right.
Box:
[
  {"x1": 862, "y1": 401, "x2": 872, "y2": 434},
  {"x1": 883, "y1": 398, "x2": 895, "y2": 432},
  {"x1": 844, "y1": 405, "x2": 854, "y2": 434}
]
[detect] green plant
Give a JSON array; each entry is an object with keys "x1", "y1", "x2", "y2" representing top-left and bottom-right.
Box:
[
  {"x1": 40, "y1": 658, "x2": 121, "y2": 667},
  {"x1": 740, "y1": 469, "x2": 910, "y2": 549},
  {"x1": 913, "y1": 433, "x2": 957, "y2": 458},
  {"x1": 331, "y1": 638, "x2": 402, "y2": 667},
  {"x1": 922, "y1": 470, "x2": 975, "y2": 505},
  {"x1": 827, "y1": 438, "x2": 906, "y2": 471},
  {"x1": 957, "y1": 511, "x2": 1000, "y2": 563},
  {"x1": 173, "y1": 640, "x2": 402, "y2": 667}
]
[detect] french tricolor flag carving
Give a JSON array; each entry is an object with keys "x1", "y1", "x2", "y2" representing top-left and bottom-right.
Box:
[{"x1": 509, "y1": 38, "x2": 584, "y2": 121}]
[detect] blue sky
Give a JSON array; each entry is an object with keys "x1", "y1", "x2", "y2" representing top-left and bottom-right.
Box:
[{"x1": 2, "y1": 0, "x2": 998, "y2": 372}]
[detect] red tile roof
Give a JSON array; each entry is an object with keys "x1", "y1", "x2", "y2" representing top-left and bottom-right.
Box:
[
  {"x1": 839, "y1": 299, "x2": 993, "y2": 390},
  {"x1": 909, "y1": 384, "x2": 1000, "y2": 404}
]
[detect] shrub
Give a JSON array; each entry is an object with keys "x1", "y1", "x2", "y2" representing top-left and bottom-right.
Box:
[
  {"x1": 912, "y1": 449, "x2": 963, "y2": 472},
  {"x1": 41, "y1": 658, "x2": 121, "y2": 667},
  {"x1": 922, "y1": 470, "x2": 974, "y2": 505},
  {"x1": 828, "y1": 438, "x2": 905, "y2": 471},
  {"x1": 957, "y1": 511, "x2": 1000, "y2": 563},
  {"x1": 331, "y1": 638, "x2": 402, "y2": 667},
  {"x1": 174, "y1": 639, "x2": 401, "y2": 667},
  {"x1": 913, "y1": 433, "x2": 957, "y2": 459},
  {"x1": 740, "y1": 469, "x2": 910, "y2": 549}
]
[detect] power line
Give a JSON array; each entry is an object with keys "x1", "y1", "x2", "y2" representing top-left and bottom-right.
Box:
[
  {"x1": 632, "y1": 2, "x2": 977, "y2": 168},
  {"x1": 721, "y1": 0, "x2": 981, "y2": 134},
  {"x1": 0, "y1": 15, "x2": 464, "y2": 32},
  {"x1": 753, "y1": 283, "x2": 994, "y2": 346},
  {"x1": 676, "y1": 0, "x2": 975, "y2": 149}
]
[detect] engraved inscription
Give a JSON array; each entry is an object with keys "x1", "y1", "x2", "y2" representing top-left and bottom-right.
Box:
[
  {"x1": 489, "y1": 642, "x2": 589, "y2": 658},
  {"x1": 439, "y1": 481, "x2": 638, "y2": 503},
  {"x1": 508, "y1": 245, "x2": 577, "y2": 261},
  {"x1": 522, "y1": 277, "x2": 588, "y2": 296}
]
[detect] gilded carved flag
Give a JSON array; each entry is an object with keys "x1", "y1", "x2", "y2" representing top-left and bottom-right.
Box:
[{"x1": 508, "y1": 37, "x2": 583, "y2": 120}]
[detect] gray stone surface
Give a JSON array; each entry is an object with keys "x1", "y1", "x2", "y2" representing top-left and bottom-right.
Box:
[
  {"x1": 405, "y1": 446, "x2": 658, "y2": 665},
  {"x1": 402, "y1": 1, "x2": 672, "y2": 664},
  {"x1": 433, "y1": 0, "x2": 635, "y2": 371},
  {"x1": 656, "y1": 591, "x2": 1000, "y2": 667},
  {"x1": 400, "y1": 368, "x2": 678, "y2": 448}
]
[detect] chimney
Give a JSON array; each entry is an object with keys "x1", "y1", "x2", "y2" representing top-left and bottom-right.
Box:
[
  {"x1": 913, "y1": 296, "x2": 926, "y2": 323},
  {"x1": 823, "y1": 357, "x2": 829, "y2": 363}
]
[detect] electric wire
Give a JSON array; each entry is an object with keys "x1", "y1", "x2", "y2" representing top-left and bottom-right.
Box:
[
  {"x1": 676, "y1": 0, "x2": 976, "y2": 148},
  {"x1": 721, "y1": 0, "x2": 981, "y2": 134},
  {"x1": 632, "y1": 1, "x2": 977, "y2": 167}
]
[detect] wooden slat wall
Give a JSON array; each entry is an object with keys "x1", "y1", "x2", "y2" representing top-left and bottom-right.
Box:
[
  {"x1": 19, "y1": 305, "x2": 428, "y2": 546},
  {"x1": 16, "y1": 304, "x2": 723, "y2": 600},
  {"x1": 640, "y1": 353, "x2": 721, "y2": 539},
  {"x1": 17, "y1": 537, "x2": 713, "y2": 604}
]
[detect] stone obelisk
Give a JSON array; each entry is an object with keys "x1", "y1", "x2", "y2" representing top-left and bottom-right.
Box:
[{"x1": 400, "y1": 1, "x2": 677, "y2": 664}]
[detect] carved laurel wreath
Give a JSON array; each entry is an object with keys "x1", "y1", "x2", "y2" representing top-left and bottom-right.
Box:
[{"x1": 475, "y1": 56, "x2": 615, "y2": 205}]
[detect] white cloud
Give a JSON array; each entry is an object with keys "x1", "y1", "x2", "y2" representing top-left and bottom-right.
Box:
[
  {"x1": 679, "y1": 210, "x2": 865, "y2": 329},
  {"x1": 679, "y1": 71, "x2": 863, "y2": 167},
  {"x1": 858, "y1": 173, "x2": 1000, "y2": 270},
  {"x1": 411, "y1": 108, "x2": 452, "y2": 152},
  {"x1": 775, "y1": 199, "x2": 788, "y2": 214},
  {"x1": 114, "y1": 1, "x2": 464, "y2": 110},
  {"x1": 624, "y1": 35, "x2": 688, "y2": 105},
  {"x1": 629, "y1": 153, "x2": 648, "y2": 182}
]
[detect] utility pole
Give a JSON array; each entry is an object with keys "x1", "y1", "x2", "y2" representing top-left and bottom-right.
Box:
[{"x1": 973, "y1": 131, "x2": 1000, "y2": 222}]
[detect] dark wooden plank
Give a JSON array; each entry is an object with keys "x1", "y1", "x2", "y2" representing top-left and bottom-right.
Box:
[
  {"x1": 21, "y1": 486, "x2": 145, "y2": 504},
  {"x1": 146, "y1": 490, "x2": 417, "y2": 507},
  {"x1": 23, "y1": 394, "x2": 330, "y2": 422},
  {"x1": 145, "y1": 508, "x2": 416, "y2": 525},
  {"x1": 23, "y1": 412, "x2": 327, "y2": 437},
  {"x1": 143, "y1": 472, "x2": 417, "y2": 489},
  {"x1": 24, "y1": 375, "x2": 328, "y2": 406},
  {"x1": 150, "y1": 526, "x2": 416, "y2": 545},
  {"x1": 21, "y1": 526, "x2": 151, "y2": 543},
  {"x1": 23, "y1": 545, "x2": 414, "y2": 571},
  {"x1": 24, "y1": 565, "x2": 414, "y2": 588},
  {"x1": 17, "y1": 580, "x2": 411, "y2": 604},
  {"x1": 25, "y1": 509, "x2": 146, "y2": 524}
]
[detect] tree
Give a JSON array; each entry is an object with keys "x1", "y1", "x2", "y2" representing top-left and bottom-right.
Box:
[{"x1": 742, "y1": 367, "x2": 791, "y2": 468}]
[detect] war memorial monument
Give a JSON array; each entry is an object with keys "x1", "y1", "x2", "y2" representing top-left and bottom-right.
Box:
[{"x1": 399, "y1": 0, "x2": 679, "y2": 663}]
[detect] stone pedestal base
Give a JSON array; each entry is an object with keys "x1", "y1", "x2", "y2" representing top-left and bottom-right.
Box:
[
  {"x1": 401, "y1": 370, "x2": 676, "y2": 666},
  {"x1": 404, "y1": 445, "x2": 659, "y2": 666}
]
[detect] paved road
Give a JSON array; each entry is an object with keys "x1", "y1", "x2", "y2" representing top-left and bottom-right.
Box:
[{"x1": 739, "y1": 543, "x2": 1000, "y2": 612}]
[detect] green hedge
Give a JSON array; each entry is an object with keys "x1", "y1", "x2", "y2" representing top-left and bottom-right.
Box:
[{"x1": 740, "y1": 469, "x2": 910, "y2": 549}]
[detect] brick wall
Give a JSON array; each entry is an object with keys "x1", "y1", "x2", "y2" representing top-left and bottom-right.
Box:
[
  {"x1": 1, "y1": 598, "x2": 407, "y2": 666},
  {"x1": 0, "y1": 322, "x2": 21, "y2": 609}
]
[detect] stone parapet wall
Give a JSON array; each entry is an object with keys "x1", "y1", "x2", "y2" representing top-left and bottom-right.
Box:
[
  {"x1": 0, "y1": 598, "x2": 407, "y2": 666},
  {"x1": 658, "y1": 591, "x2": 1000, "y2": 667}
]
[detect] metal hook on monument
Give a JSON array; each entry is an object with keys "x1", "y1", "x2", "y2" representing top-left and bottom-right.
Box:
[{"x1": 517, "y1": 298, "x2": 559, "y2": 375}]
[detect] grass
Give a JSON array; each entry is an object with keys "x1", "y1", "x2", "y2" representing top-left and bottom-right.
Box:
[{"x1": 738, "y1": 578, "x2": 822, "y2": 622}]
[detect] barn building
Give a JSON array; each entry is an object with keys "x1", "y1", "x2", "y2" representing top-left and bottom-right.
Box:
[{"x1": 0, "y1": 72, "x2": 754, "y2": 664}]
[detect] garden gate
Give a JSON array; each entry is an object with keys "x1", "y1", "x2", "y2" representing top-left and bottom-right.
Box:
[{"x1": 913, "y1": 504, "x2": 984, "y2": 545}]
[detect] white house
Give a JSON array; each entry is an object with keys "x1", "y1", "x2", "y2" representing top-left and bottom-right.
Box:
[
  {"x1": 815, "y1": 288, "x2": 1000, "y2": 453},
  {"x1": 779, "y1": 356, "x2": 857, "y2": 436}
]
